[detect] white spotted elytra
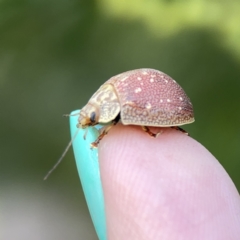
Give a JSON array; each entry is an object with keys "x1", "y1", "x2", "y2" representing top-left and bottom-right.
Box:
[{"x1": 78, "y1": 68, "x2": 194, "y2": 147}]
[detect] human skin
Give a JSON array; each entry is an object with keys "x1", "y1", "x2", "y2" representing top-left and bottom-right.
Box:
[{"x1": 99, "y1": 124, "x2": 240, "y2": 240}]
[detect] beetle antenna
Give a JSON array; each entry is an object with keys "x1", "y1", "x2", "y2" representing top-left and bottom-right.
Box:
[
  {"x1": 43, "y1": 129, "x2": 80, "y2": 180},
  {"x1": 63, "y1": 112, "x2": 80, "y2": 117}
]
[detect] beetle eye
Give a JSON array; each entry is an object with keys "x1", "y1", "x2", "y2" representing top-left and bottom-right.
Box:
[{"x1": 90, "y1": 112, "x2": 96, "y2": 123}]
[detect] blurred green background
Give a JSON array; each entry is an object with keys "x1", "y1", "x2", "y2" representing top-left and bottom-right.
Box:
[{"x1": 1, "y1": 0, "x2": 240, "y2": 239}]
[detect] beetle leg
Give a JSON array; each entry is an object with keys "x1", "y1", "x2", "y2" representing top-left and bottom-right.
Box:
[
  {"x1": 141, "y1": 126, "x2": 162, "y2": 138},
  {"x1": 90, "y1": 125, "x2": 114, "y2": 148},
  {"x1": 91, "y1": 115, "x2": 120, "y2": 148},
  {"x1": 90, "y1": 127, "x2": 109, "y2": 148},
  {"x1": 171, "y1": 126, "x2": 189, "y2": 135}
]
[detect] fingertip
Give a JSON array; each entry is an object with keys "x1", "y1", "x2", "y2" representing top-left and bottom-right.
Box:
[{"x1": 99, "y1": 124, "x2": 240, "y2": 239}]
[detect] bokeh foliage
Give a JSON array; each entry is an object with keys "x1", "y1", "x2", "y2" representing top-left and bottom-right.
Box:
[{"x1": 1, "y1": 0, "x2": 240, "y2": 239}]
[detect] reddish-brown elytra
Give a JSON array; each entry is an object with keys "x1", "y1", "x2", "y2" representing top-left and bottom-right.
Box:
[{"x1": 78, "y1": 68, "x2": 194, "y2": 147}]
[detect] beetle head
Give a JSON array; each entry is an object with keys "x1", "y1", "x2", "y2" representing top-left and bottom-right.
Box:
[{"x1": 77, "y1": 104, "x2": 99, "y2": 129}]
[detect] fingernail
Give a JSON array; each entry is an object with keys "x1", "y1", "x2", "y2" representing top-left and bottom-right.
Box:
[{"x1": 70, "y1": 110, "x2": 107, "y2": 240}]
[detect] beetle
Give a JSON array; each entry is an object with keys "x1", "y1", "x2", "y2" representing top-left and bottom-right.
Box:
[
  {"x1": 78, "y1": 68, "x2": 194, "y2": 147},
  {"x1": 44, "y1": 68, "x2": 194, "y2": 179}
]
